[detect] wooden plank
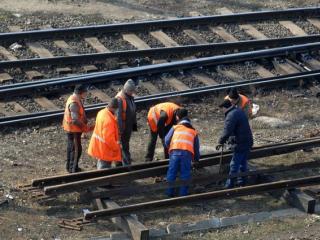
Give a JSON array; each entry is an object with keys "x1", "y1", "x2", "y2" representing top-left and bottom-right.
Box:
[
  {"x1": 183, "y1": 29, "x2": 208, "y2": 44},
  {"x1": 96, "y1": 199, "x2": 149, "y2": 240},
  {"x1": 161, "y1": 76, "x2": 190, "y2": 91},
  {"x1": 283, "y1": 188, "x2": 316, "y2": 213},
  {"x1": 304, "y1": 58, "x2": 320, "y2": 70},
  {"x1": 90, "y1": 88, "x2": 112, "y2": 102},
  {"x1": 217, "y1": 69, "x2": 242, "y2": 81},
  {"x1": 216, "y1": 7, "x2": 233, "y2": 15},
  {"x1": 34, "y1": 97, "x2": 59, "y2": 110},
  {"x1": 279, "y1": 20, "x2": 308, "y2": 36},
  {"x1": 150, "y1": 30, "x2": 179, "y2": 47},
  {"x1": 54, "y1": 40, "x2": 98, "y2": 72},
  {"x1": 26, "y1": 42, "x2": 54, "y2": 58},
  {"x1": 0, "y1": 73, "x2": 13, "y2": 83},
  {"x1": 308, "y1": 18, "x2": 320, "y2": 30},
  {"x1": 239, "y1": 24, "x2": 267, "y2": 40},
  {"x1": 0, "y1": 101, "x2": 29, "y2": 115},
  {"x1": 254, "y1": 66, "x2": 275, "y2": 78},
  {"x1": 84, "y1": 37, "x2": 111, "y2": 53},
  {"x1": 0, "y1": 46, "x2": 18, "y2": 61},
  {"x1": 123, "y1": 34, "x2": 151, "y2": 50},
  {"x1": 209, "y1": 26, "x2": 238, "y2": 42},
  {"x1": 191, "y1": 73, "x2": 218, "y2": 85},
  {"x1": 272, "y1": 60, "x2": 300, "y2": 75},
  {"x1": 141, "y1": 82, "x2": 160, "y2": 94},
  {"x1": 25, "y1": 70, "x2": 43, "y2": 80}
]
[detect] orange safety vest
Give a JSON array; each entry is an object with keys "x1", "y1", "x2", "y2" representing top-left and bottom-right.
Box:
[
  {"x1": 88, "y1": 108, "x2": 121, "y2": 162},
  {"x1": 62, "y1": 94, "x2": 86, "y2": 133},
  {"x1": 169, "y1": 124, "x2": 197, "y2": 156},
  {"x1": 147, "y1": 102, "x2": 180, "y2": 133},
  {"x1": 116, "y1": 90, "x2": 127, "y2": 126},
  {"x1": 225, "y1": 94, "x2": 252, "y2": 117}
]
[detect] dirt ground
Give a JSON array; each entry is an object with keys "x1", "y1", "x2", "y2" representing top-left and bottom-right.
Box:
[{"x1": 1, "y1": 0, "x2": 320, "y2": 239}]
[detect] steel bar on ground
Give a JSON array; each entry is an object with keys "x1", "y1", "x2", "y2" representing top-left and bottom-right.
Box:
[
  {"x1": 43, "y1": 138, "x2": 320, "y2": 195},
  {"x1": 31, "y1": 137, "x2": 320, "y2": 188},
  {"x1": 1, "y1": 35, "x2": 320, "y2": 69},
  {"x1": 1, "y1": 69, "x2": 320, "y2": 127},
  {"x1": 1, "y1": 42, "x2": 320, "y2": 97},
  {"x1": 0, "y1": 7, "x2": 319, "y2": 42},
  {"x1": 84, "y1": 174, "x2": 320, "y2": 219},
  {"x1": 85, "y1": 160, "x2": 320, "y2": 199}
]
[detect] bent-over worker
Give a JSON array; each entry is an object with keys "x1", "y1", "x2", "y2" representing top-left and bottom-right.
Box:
[
  {"x1": 225, "y1": 88, "x2": 252, "y2": 118},
  {"x1": 165, "y1": 108, "x2": 200, "y2": 197},
  {"x1": 145, "y1": 102, "x2": 180, "y2": 162}
]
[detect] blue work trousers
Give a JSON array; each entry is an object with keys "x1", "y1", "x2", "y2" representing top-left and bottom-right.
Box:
[
  {"x1": 225, "y1": 150, "x2": 249, "y2": 188},
  {"x1": 166, "y1": 151, "x2": 192, "y2": 197}
]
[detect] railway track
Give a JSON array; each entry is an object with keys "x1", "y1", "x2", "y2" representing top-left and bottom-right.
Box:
[{"x1": 2, "y1": 7, "x2": 320, "y2": 127}]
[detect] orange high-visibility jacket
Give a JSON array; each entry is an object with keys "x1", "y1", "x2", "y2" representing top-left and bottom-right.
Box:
[
  {"x1": 147, "y1": 102, "x2": 180, "y2": 132},
  {"x1": 169, "y1": 124, "x2": 197, "y2": 156},
  {"x1": 63, "y1": 94, "x2": 87, "y2": 133},
  {"x1": 88, "y1": 108, "x2": 121, "y2": 162},
  {"x1": 225, "y1": 94, "x2": 252, "y2": 118},
  {"x1": 116, "y1": 90, "x2": 127, "y2": 125}
]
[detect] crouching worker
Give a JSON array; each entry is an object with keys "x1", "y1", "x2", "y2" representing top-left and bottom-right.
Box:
[
  {"x1": 218, "y1": 99, "x2": 253, "y2": 188},
  {"x1": 165, "y1": 108, "x2": 200, "y2": 197},
  {"x1": 88, "y1": 98, "x2": 122, "y2": 169}
]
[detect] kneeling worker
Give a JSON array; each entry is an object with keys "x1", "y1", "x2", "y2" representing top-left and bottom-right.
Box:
[
  {"x1": 88, "y1": 98, "x2": 122, "y2": 169},
  {"x1": 165, "y1": 108, "x2": 200, "y2": 197},
  {"x1": 218, "y1": 99, "x2": 253, "y2": 188},
  {"x1": 145, "y1": 102, "x2": 180, "y2": 162}
]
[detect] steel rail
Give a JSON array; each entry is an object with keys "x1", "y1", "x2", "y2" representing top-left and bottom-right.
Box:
[
  {"x1": 1, "y1": 35, "x2": 320, "y2": 69},
  {"x1": 0, "y1": 7, "x2": 319, "y2": 42},
  {"x1": 31, "y1": 137, "x2": 320, "y2": 187},
  {"x1": 84, "y1": 160, "x2": 320, "y2": 199},
  {"x1": 84, "y1": 174, "x2": 320, "y2": 219},
  {"x1": 43, "y1": 138, "x2": 320, "y2": 195},
  {"x1": 1, "y1": 42, "x2": 319, "y2": 97},
  {"x1": 1, "y1": 69, "x2": 320, "y2": 127}
]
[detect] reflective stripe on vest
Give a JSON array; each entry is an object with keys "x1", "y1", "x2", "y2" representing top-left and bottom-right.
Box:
[
  {"x1": 169, "y1": 124, "x2": 197, "y2": 155},
  {"x1": 92, "y1": 133, "x2": 105, "y2": 143},
  {"x1": 116, "y1": 91, "x2": 127, "y2": 121}
]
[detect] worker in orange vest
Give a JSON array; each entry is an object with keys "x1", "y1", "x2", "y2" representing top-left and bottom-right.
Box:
[
  {"x1": 88, "y1": 98, "x2": 122, "y2": 169},
  {"x1": 145, "y1": 102, "x2": 180, "y2": 162},
  {"x1": 164, "y1": 108, "x2": 200, "y2": 196},
  {"x1": 63, "y1": 85, "x2": 93, "y2": 173},
  {"x1": 116, "y1": 79, "x2": 137, "y2": 166},
  {"x1": 225, "y1": 88, "x2": 252, "y2": 118}
]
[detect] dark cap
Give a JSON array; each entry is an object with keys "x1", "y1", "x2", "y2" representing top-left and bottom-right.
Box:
[
  {"x1": 219, "y1": 99, "x2": 232, "y2": 109},
  {"x1": 108, "y1": 98, "x2": 119, "y2": 109},
  {"x1": 228, "y1": 88, "x2": 239, "y2": 100},
  {"x1": 74, "y1": 84, "x2": 88, "y2": 94},
  {"x1": 176, "y1": 108, "x2": 188, "y2": 119}
]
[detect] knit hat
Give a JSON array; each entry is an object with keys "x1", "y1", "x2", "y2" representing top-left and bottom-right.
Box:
[
  {"x1": 74, "y1": 84, "x2": 88, "y2": 94},
  {"x1": 228, "y1": 88, "x2": 240, "y2": 100},
  {"x1": 108, "y1": 98, "x2": 119, "y2": 109},
  {"x1": 219, "y1": 99, "x2": 232, "y2": 109},
  {"x1": 123, "y1": 79, "x2": 136, "y2": 94}
]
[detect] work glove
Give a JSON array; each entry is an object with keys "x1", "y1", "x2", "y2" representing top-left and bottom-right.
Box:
[
  {"x1": 216, "y1": 144, "x2": 224, "y2": 151},
  {"x1": 193, "y1": 161, "x2": 201, "y2": 169},
  {"x1": 132, "y1": 123, "x2": 138, "y2": 132}
]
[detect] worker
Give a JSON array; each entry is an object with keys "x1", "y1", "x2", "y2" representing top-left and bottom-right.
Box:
[
  {"x1": 145, "y1": 102, "x2": 180, "y2": 162},
  {"x1": 116, "y1": 79, "x2": 137, "y2": 166},
  {"x1": 88, "y1": 98, "x2": 122, "y2": 169},
  {"x1": 218, "y1": 99, "x2": 253, "y2": 188},
  {"x1": 225, "y1": 88, "x2": 252, "y2": 118},
  {"x1": 63, "y1": 84, "x2": 93, "y2": 173},
  {"x1": 165, "y1": 108, "x2": 200, "y2": 197}
]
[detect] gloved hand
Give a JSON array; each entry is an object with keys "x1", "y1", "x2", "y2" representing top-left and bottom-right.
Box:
[
  {"x1": 132, "y1": 123, "x2": 138, "y2": 132},
  {"x1": 216, "y1": 144, "x2": 224, "y2": 151}
]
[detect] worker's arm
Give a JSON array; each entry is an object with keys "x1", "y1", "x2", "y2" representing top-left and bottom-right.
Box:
[
  {"x1": 116, "y1": 98, "x2": 123, "y2": 134},
  {"x1": 193, "y1": 135, "x2": 200, "y2": 162},
  {"x1": 157, "y1": 111, "x2": 168, "y2": 139},
  {"x1": 164, "y1": 127, "x2": 174, "y2": 149},
  {"x1": 69, "y1": 103, "x2": 88, "y2": 130},
  {"x1": 243, "y1": 103, "x2": 252, "y2": 119},
  {"x1": 219, "y1": 114, "x2": 236, "y2": 145}
]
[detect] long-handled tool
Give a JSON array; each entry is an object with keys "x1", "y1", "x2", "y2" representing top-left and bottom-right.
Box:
[{"x1": 216, "y1": 144, "x2": 224, "y2": 174}]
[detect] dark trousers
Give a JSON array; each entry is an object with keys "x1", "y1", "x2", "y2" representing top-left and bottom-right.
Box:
[
  {"x1": 225, "y1": 150, "x2": 249, "y2": 188},
  {"x1": 145, "y1": 126, "x2": 171, "y2": 161},
  {"x1": 66, "y1": 132, "x2": 82, "y2": 173},
  {"x1": 121, "y1": 129, "x2": 132, "y2": 166}
]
